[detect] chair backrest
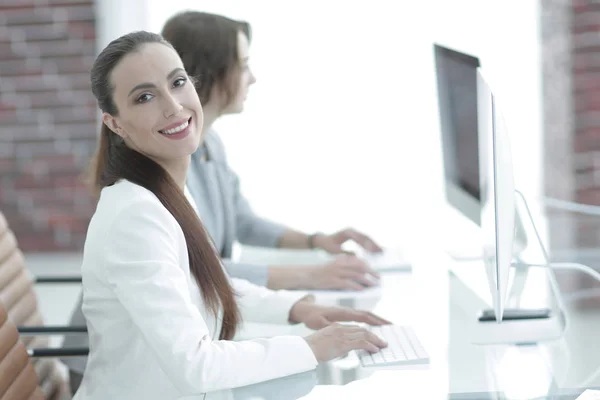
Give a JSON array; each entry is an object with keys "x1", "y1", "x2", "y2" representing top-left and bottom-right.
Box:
[
  {"x1": 0, "y1": 301, "x2": 45, "y2": 399},
  {"x1": 0, "y1": 212, "x2": 70, "y2": 399}
]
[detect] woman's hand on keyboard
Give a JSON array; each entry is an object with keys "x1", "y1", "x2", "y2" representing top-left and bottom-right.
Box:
[
  {"x1": 304, "y1": 323, "x2": 388, "y2": 362},
  {"x1": 289, "y1": 302, "x2": 391, "y2": 330},
  {"x1": 305, "y1": 254, "x2": 380, "y2": 290}
]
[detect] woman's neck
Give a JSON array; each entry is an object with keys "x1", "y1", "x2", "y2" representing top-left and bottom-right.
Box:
[
  {"x1": 201, "y1": 100, "x2": 220, "y2": 137},
  {"x1": 158, "y1": 156, "x2": 190, "y2": 191}
]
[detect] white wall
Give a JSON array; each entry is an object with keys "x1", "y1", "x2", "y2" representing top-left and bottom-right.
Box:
[
  {"x1": 95, "y1": 0, "x2": 150, "y2": 50},
  {"x1": 101, "y1": 0, "x2": 543, "y2": 249}
]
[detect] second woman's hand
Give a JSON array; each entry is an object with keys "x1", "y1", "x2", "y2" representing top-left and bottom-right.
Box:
[{"x1": 289, "y1": 299, "x2": 391, "y2": 330}]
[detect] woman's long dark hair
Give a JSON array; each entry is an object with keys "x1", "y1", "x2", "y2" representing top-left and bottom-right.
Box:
[
  {"x1": 88, "y1": 31, "x2": 240, "y2": 340},
  {"x1": 161, "y1": 11, "x2": 251, "y2": 106}
]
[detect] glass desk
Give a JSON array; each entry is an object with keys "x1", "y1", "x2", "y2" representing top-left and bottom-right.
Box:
[{"x1": 225, "y1": 240, "x2": 600, "y2": 400}]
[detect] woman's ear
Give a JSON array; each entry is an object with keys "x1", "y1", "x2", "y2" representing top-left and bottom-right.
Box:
[{"x1": 102, "y1": 112, "x2": 126, "y2": 139}]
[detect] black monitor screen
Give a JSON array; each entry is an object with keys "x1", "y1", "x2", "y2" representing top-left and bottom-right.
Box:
[{"x1": 434, "y1": 44, "x2": 481, "y2": 202}]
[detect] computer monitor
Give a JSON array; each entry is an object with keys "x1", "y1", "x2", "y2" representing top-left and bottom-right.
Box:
[
  {"x1": 434, "y1": 43, "x2": 514, "y2": 321},
  {"x1": 476, "y1": 71, "x2": 515, "y2": 323},
  {"x1": 435, "y1": 44, "x2": 567, "y2": 343},
  {"x1": 475, "y1": 70, "x2": 566, "y2": 343},
  {"x1": 434, "y1": 44, "x2": 482, "y2": 226},
  {"x1": 434, "y1": 44, "x2": 528, "y2": 255}
]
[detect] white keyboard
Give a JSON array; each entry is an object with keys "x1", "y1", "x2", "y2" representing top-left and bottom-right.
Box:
[
  {"x1": 357, "y1": 324, "x2": 429, "y2": 368},
  {"x1": 360, "y1": 250, "x2": 411, "y2": 272}
]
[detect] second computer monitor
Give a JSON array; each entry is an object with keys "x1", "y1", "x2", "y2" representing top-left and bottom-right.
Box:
[{"x1": 476, "y1": 70, "x2": 516, "y2": 323}]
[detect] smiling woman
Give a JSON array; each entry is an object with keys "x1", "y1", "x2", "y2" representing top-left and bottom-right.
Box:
[{"x1": 69, "y1": 30, "x2": 389, "y2": 400}]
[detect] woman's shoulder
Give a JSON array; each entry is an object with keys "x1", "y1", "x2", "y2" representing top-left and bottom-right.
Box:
[
  {"x1": 94, "y1": 180, "x2": 175, "y2": 227},
  {"x1": 99, "y1": 179, "x2": 159, "y2": 207}
]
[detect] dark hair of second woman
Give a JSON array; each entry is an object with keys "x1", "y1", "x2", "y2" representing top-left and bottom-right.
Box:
[
  {"x1": 88, "y1": 31, "x2": 241, "y2": 340},
  {"x1": 161, "y1": 11, "x2": 251, "y2": 107}
]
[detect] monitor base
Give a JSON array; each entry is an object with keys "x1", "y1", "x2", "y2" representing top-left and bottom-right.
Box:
[{"x1": 470, "y1": 308, "x2": 566, "y2": 345}]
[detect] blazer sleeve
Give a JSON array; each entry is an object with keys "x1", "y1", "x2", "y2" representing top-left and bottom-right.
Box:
[
  {"x1": 230, "y1": 277, "x2": 312, "y2": 325},
  {"x1": 102, "y1": 199, "x2": 317, "y2": 395},
  {"x1": 223, "y1": 259, "x2": 269, "y2": 287}
]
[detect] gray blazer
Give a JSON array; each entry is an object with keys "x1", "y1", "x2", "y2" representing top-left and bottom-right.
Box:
[
  {"x1": 188, "y1": 130, "x2": 288, "y2": 285},
  {"x1": 63, "y1": 130, "x2": 288, "y2": 375}
]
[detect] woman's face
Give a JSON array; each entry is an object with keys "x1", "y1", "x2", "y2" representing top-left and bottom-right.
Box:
[
  {"x1": 221, "y1": 31, "x2": 256, "y2": 114},
  {"x1": 103, "y1": 42, "x2": 203, "y2": 166}
]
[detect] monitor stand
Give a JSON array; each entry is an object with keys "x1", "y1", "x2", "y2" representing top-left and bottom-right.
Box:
[
  {"x1": 470, "y1": 190, "x2": 568, "y2": 346},
  {"x1": 470, "y1": 305, "x2": 567, "y2": 345}
]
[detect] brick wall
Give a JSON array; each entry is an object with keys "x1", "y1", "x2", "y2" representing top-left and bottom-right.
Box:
[
  {"x1": 543, "y1": 0, "x2": 576, "y2": 255},
  {"x1": 570, "y1": 0, "x2": 600, "y2": 305},
  {"x1": 0, "y1": 0, "x2": 97, "y2": 252},
  {"x1": 573, "y1": 0, "x2": 600, "y2": 246},
  {"x1": 543, "y1": 0, "x2": 600, "y2": 307}
]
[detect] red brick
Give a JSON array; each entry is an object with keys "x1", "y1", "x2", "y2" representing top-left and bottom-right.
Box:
[
  {"x1": 0, "y1": 8, "x2": 55, "y2": 26},
  {"x1": 574, "y1": 46, "x2": 600, "y2": 56},
  {"x1": 576, "y1": 187, "x2": 600, "y2": 205},
  {"x1": 573, "y1": 32, "x2": 600, "y2": 51},
  {"x1": 0, "y1": 43, "x2": 18, "y2": 59},
  {"x1": 575, "y1": 90, "x2": 600, "y2": 112},
  {"x1": 0, "y1": 107, "x2": 91, "y2": 129},
  {"x1": 2, "y1": 124, "x2": 46, "y2": 141},
  {"x1": 3, "y1": 73, "x2": 91, "y2": 93},
  {"x1": 573, "y1": 53, "x2": 600, "y2": 72},
  {"x1": 52, "y1": 123, "x2": 98, "y2": 139},
  {"x1": 0, "y1": 109, "x2": 18, "y2": 125},
  {"x1": 25, "y1": 90, "x2": 92, "y2": 108},
  {"x1": 67, "y1": 21, "x2": 95, "y2": 40},
  {"x1": 28, "y1": 39, "x2": 96, "y2": 57},
  {"x1": 573, "y1": 10, "x2": 600, "y2": 34},
  {"x1": 28, "y1": 104, "x2": 97, "y2": 119},
  {"x1": 574, "y1": 111, "x2": 600, "y2": 132},
  {"x1": 13, "y1": 176, "x2": 52, "y2": 190},
  {"x1": 1, "y1": 75, "x2": 56, "y2": 93},
  {"x1": 48, "y1": 1, "x2": 93, "y2": 5},
  {"x1": 14, "y1": 235, "x2": 70, "y2": 252},
  {"x1": 57, "y1": 5, "x2": 95, "y2": 22},
  {"x1": 574, "y1": 71, "x2": 600, "y2": 92},
  {"x1": 0, "y1": 30, "x2": 10, "y2": 43},
  {"x1": 576, "y1": 126, "x2": 600, "y2": 136},
  {"x1": 0, "y1": 3, "x2": 36, "y2": 12},
  {"x1": 576, "y1": 134, "x2": 600, "y2": 153},
  {"x1": 14, "y1": 138, "x2": 95, "y2": 157},
  {"x1": 46, "y1": 211, "x2": 83, "y2": 228},
  {"x1": 0, "y1": 102, "x2": 17, "y2": 112},
  {"x1": 573, "y1": 1, "x2": 600, "y2": 13},
  {"x1": 35, "y1": 55, "x2": 95, "y2": 74},
  {"x1": 0, "y1": 157, "x2": 16, "y2": 173},
  {"x1": 13, "y1": 25, "x2": 69, "y2": 42},
  {"x1": 0, "y1": 60, "x2": 43, "y2": 76}
]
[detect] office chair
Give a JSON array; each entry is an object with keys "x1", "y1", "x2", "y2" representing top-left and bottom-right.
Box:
[
  {"x1": 0, "y1": 302, "x2": 87, "y2": 400},
  {"x1": 0, "y1": 211, "x2": 87, "y2": 399}
]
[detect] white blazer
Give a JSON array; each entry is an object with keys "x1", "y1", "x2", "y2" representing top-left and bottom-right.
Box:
[{"x1": 73, "y1": 180, "x2": 318, "y2": 400}]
